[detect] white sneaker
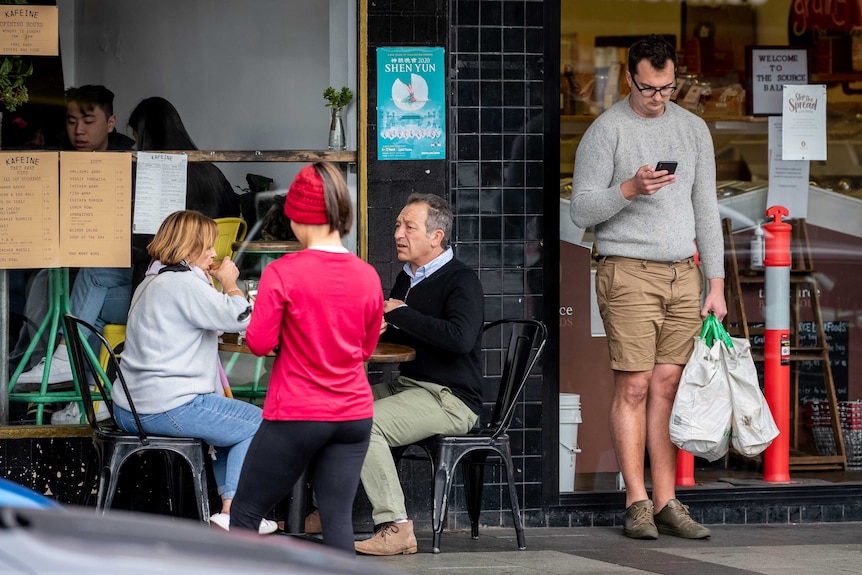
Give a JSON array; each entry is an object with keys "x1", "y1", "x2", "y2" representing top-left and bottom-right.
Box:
[
  {"x1": 209, "y1": 512, "x2": 278, "y2": 535},
  {"x1": 16, "y1": 351, "x2": 74, "y2": 385},
  {"x1": 51, "y1": 402, "x2": 82, "y2": 425},
  {"x1": 258, "y1": 518, "x2": 279, "y2": 535}
]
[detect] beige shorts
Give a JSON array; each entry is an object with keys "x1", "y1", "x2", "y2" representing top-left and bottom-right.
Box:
[{"x1": 595, "y1": 256, "x2": 703, "y2": 372}]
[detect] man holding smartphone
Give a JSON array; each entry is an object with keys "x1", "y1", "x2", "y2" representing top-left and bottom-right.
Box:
[{"x1": 570, "y1": 35, "x2": 726, "y2": 540}]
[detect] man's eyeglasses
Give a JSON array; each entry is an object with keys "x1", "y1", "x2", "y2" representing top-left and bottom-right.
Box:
[{"x1": 630, "y1": 76, "x2": 676, "y2": 98}]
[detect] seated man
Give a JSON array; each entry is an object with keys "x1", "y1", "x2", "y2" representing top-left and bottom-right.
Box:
[
  {"x1": 353, "y1": 193, "x2": 484, "y2": 556},
  {"x1": 15, "y1": 86, "x2": 135, "y2": 398}
]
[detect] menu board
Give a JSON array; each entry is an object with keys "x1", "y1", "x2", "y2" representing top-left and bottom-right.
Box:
[
  {"x1": 0, "y1": 5, "x2": 59, "y2": 55},
  {"x1": 59, "y1": 152, "x2": 132, "y2": 268},
  {"x1": 797, "y1": 321, "x2": 849, "y2": 403},
  {"x1": 745, "y1": 321, "x2": 849, "y2": 403},
  {"x1": 0, "y1": 152, "x2": 60, "y2": 268},
  {"x1": 132, "y1": 152, "x2": 188, "y2": 234}
]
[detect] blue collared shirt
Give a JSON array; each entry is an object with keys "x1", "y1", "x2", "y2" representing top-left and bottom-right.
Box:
[{"x1": 404, "y1": 247, "x2": 453, "y2": 288}]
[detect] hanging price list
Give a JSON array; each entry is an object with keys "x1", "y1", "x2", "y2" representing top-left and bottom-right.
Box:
[
  {"x1": 0, "y1": 152, "x2": 60, "y2": 268},
  {"x1": 59, "y1": 152, "x2": 132, "y2": 268}
]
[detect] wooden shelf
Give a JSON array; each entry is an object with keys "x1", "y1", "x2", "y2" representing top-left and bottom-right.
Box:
[
  {"x1": 811, "y1": 73, "x2": 862, "y2": 83},
  {"x1": 133, "y1": 150, "x2": 358, "y2": 163},
  {"x1": 810, "y1": 74, "x2": 862, "y2": 95}
]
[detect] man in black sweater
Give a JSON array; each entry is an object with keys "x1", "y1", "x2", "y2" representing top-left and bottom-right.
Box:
[{"x1": 353, "y1": 193, "x2": 484, "y2": 556}]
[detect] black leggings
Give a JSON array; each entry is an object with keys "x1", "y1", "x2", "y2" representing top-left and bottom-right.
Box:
[{"x1": 230, "y1": 418, "x2": 372, "y2": 554}]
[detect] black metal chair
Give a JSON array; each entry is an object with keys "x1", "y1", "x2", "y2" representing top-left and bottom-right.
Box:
[
  {"x1": 63, "y1": 314, "x2": 211, "y2": 521},
  {"x1": 396, "y1": 318, "x2": 548, "y2": 553}
]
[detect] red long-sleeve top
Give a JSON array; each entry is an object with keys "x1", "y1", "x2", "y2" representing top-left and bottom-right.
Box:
[{"x1": 245, "y1": 248, "x2": 383, "y2": 421}]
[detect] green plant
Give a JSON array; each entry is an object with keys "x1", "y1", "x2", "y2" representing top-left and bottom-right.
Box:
[
  {"x1": 323, "y1": 86, "x2": 353, "y2": 112},
  {"x1": 0, "y1": 57, "x2": 33, "y2": 112}
]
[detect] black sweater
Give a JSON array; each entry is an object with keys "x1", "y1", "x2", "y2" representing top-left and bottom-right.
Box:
[{"x1": 383, "y1": 258, "x2": 484, "y2": 415}]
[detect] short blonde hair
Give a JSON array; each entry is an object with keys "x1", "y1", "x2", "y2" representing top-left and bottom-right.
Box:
[{"x1": 147, "y1": 210, "x2": 218, "y2": 265}]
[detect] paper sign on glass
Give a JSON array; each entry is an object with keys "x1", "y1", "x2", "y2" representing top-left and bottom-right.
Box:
[
  {"x1": 60, "y1": 152, "x2": 132, "y2": 268},
  {"x1": 133, "y1": 152, "x2": 188, "y2": 235},
  {"x1": 0, "y1": 152, "x2": 60, "y2": 269},
  {"x1": 376, "y1": 47, "x2": 446, "y2": 160},
  {"x1": 767, "y1": 116, "x2": 809, "y2": 219},
  {"x1": 0, "y1": 5, "x2": 59, "y2": 56},
  {"x1": 782, "y1": 84, "x2": 826, "y2": 161},
  {"x1": 746, "y1": 47, "x2": 808, "y2": 116}
]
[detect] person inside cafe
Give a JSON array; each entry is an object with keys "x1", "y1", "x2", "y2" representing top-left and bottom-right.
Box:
[
  {"x1": 341, "y1": 193, "x2": 484, "y2": 556},
  {"x1": 126, "y1": 96, "x2": 241, "y2": 287},
  {"x1": 229, "y1": 163, "x2": 383, "y2": 554},
  {"x1": 109, "y1": 209, "x2": 276, "y2": 534},
  {"x1": 15, "y1": 86, "x2": 135, "y2": 406},
  {"x1": 15, "y1": 93, "x2": 242, "y2": 424}
]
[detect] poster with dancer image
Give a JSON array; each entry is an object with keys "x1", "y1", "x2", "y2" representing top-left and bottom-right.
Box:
[{"x1": 376, "y1": 47, "x2": 445, "y2": 160}]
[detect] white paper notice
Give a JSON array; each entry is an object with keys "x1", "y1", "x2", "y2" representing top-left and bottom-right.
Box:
[
  {"x1": 782, "y1": 84, "x2": 827, "y2": 161},
  {"x1": 768, "y1": 116, "x2": 809, "y2": 219},
  {"x1": 133, "y1": 153, "x2": 188, "y2": 234}
]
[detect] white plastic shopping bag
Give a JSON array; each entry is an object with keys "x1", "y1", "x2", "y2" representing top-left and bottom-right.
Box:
[
  {"x1": 722, "y1": 335, "x2": 780, "y2": 457},
  {"x1": 669, "y1": 316, "x2": 733, "y2": 462}
]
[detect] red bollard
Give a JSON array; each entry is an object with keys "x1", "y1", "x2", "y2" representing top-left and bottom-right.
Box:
[
  {"x1": 762, "y1": 205, "x2": 792, "y2": 483},
  {"x1": 676, "y1": 450, "x2": 696, "y2": 486}
]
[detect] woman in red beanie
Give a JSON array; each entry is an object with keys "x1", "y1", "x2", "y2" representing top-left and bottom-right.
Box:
[{"x1": 229, "y1": 162, "x2": 383, "y2": 554}]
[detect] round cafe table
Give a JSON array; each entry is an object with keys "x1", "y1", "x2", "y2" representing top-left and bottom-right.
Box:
[
  {"x1": 217, "y1": 337, "x2": 415, "y2": 534},
  {"x1": 219, "y1": 339, "x2": 416, "y2": 403},
  {"x1": 218, "y1": 339, "x2": 415, "y2": 363},
  {"x1": 368, "y1": 342, "x2": 416, "y2": 363}
]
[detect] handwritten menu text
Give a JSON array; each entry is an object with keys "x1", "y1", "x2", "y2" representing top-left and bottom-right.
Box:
[
  {"x1": 0, "y1": 152, "x2": 60, "y2": 268},
  {"x1": 0, "y1": 5, "x2": 59, "y2": 55},
  {"x1": 60, "y1": 152, "x2": 132, "y2": 268}
]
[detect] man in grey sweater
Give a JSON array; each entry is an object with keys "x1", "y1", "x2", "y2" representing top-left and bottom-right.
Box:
[{"x1": 570, "y1": 35, "x2": 726, "y2": 540}]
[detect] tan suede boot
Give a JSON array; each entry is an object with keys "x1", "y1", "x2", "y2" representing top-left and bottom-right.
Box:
[
  {"x1": 354, "y1": 520, "x2": 418, "y2": 555},
  {"x1": 304, "y1": 509, "x2": 322, "y2": 534}
]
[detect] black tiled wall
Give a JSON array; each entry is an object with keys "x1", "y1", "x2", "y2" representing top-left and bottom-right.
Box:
[{"x1": 366, "y1": 0, "x2": 547, "y2": 527}]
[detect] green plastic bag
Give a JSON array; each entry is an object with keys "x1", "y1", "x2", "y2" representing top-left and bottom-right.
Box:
[{"x1": 700, "y1": 313, "x2": 733, "y2": 350}]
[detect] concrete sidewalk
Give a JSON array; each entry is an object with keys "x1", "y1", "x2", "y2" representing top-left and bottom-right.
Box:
[{"x1": 361, "y1": 523, "x2": 862, "y2": 574}]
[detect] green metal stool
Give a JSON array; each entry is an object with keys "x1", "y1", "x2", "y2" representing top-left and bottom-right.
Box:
[{"x1": 8, "y1": 268, "x2": 87, "y2": 425}]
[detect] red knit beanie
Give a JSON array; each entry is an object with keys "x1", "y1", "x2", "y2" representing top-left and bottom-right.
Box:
[{"x1": 284, "y1": 164, "x2": 327, "y2": 225}]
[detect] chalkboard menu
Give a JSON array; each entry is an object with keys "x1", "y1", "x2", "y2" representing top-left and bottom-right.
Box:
[
  {"x1": 742, "y1": 321, "x2": 849, "y2": 403},
  {"x1": 797, "y1": 321, "x2": 849, "y2": 403}
]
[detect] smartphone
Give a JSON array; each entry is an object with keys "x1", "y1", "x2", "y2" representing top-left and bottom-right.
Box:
[{"x1": 655, "y1": 161, "x2": 678, "y2": 175}]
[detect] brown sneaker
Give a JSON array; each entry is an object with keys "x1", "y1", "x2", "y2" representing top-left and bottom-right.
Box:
[
  {"x1": 304, "y1": 509, "x2": 322, "y2": 534},
  {"x1": 654, "y1": 499, "x2": 711, "y2": 539},
  {"x1": 354, "y1": 520, "x2": 418, "y2": 555},
  {"x1": 623, "y1": 500, "x2": 658, "y2": 540}
]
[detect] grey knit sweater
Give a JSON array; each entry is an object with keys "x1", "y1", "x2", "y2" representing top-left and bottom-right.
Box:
[
  {"x1": 570, "y1": 97, "x2": 724, "y2": 280},
  {"x1": 112, "y1": 269, "x2": 250, "y2": 414}
]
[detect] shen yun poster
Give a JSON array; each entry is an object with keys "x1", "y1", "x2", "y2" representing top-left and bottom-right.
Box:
[{"x1": 377, "y1": 47, "x2": 445, "y2": 160}]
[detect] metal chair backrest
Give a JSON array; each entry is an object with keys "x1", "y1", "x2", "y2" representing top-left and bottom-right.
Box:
[
  {"x1": 482, "y1": 318, "x2": 547, "y2": 440},
  {"x1": 63, "y1": 314, "x2": 151, "y2": 446}
]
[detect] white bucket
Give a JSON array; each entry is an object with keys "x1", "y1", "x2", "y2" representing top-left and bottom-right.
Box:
[{"x1": 559, "y1": 393, "x2": 582, "y2": 493}]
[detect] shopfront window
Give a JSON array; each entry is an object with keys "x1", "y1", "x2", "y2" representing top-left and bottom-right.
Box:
[
  {"x1": 2, "y1": 0, "x2": 357, "y2": 426},
  {"x1": 559, "y1": 0, "x2": 862, "y2": 494}
]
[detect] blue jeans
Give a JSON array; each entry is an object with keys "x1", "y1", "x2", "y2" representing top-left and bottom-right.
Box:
[
  {"x1": 113, "y1": 394, "x2": 263, "y2": 500},
  {"x1": 14, "y1": 267, "x2": 132, "y2": 359},
  {"x1": 68, "y1": 267, "x2": 132, "y2": 351}
]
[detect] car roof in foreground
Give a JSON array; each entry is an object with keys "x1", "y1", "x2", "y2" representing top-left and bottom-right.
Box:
[{"x1": 0, "y1": 505, "x2": 405, "y2": 575}]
